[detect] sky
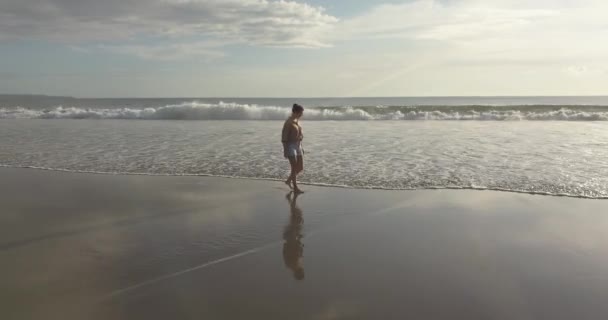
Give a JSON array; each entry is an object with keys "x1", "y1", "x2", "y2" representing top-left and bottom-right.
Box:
[{"x1": 0, "y1": 0, "x2": 607, "y2": 97}]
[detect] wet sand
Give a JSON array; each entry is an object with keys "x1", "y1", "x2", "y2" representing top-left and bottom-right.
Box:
[{"x1": 2, "y1": 167, "x2": 608, "y2": 320}]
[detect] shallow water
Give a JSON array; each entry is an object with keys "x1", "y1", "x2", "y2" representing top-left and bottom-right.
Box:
[{"x1": 2, "y1": 120, "x2": 607, "y2": 198}]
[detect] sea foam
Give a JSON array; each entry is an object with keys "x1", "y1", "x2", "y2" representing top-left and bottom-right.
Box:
[{"x1": 2, "y1": 102, "x2": 608, "y2": 121}]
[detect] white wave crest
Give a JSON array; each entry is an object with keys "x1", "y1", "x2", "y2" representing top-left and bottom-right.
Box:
[{"x1": 2, "y1": 102, "x2": 608, "y2": 121}]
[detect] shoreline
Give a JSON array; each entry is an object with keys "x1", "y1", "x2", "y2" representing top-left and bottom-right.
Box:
[{"x1": 2, "y1": 165, "x2": 605, "y2": 200}]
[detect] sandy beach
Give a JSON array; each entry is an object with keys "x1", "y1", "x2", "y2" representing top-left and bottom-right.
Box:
[{"x1": 2, "y1": 167, "x2": 608, "y2": 320}]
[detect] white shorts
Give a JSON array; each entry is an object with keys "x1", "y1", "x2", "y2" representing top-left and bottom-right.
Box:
[{"x1": 284, "y1": 142, "x2": 303, "y2": 158}]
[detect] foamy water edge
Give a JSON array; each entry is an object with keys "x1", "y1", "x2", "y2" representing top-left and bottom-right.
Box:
[{"x1": 2, "y1": 164, "x2": 606, "y2": 200}]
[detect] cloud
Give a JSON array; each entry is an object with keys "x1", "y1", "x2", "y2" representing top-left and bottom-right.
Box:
[
  {"x1": 331, "y1": 0, "x2": 608, "y2": 69},
  {"x1": 334, "y1": 0, "x2": 559, "y2": 42},
  {"x1": 97, "y1": 43, "x2": 226, "y2": 61},
  {"x1": 0, "y1": 72, "x2": 19, "y2": 80},
  {"x1": 564, "y1": 65, "x2": 608, "y2": 77},
  {"x1": 0, "y1": 0, "x2": 337, "y2": 49}
]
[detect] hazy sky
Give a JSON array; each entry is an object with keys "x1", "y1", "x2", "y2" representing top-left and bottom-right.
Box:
[{"x1": 1, "y1": 0, "x2": 607, "y2": 97}]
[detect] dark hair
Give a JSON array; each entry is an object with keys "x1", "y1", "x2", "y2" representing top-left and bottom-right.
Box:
[{"x1": 292, "y1": 103, "x2": 304, "y2": 113}]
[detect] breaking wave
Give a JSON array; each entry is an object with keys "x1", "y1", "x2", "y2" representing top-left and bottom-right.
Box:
[{"x1": 3, "y1": 102, "x2": 608, "y2": 121}]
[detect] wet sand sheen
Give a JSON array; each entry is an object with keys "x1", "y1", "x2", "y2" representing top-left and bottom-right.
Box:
[{"x1": 1, "y1": 167, "x2": 608, "y2": 320}]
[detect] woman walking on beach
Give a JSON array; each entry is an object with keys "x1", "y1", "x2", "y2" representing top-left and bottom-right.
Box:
[{"x1": 282, "y1": 104, "x2": 304, "y2": 193}]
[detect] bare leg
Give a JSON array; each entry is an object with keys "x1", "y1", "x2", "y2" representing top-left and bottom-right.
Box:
[
  {"x1": 293, "y1": 155, "x2": 304, "y2": 193},
  {"x1": 296, "y1": 155, "x2": 304, "y2": 174},
  {"x1": 286, "y1": 156, "x2": 298, "y2": 189}
]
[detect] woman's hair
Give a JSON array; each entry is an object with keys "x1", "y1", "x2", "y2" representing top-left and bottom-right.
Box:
[{"x1": 292, "y1": 103, "x2": 304, "y2": 113}]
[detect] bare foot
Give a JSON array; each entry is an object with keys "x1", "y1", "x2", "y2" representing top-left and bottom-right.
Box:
[
  {"x1": 294, "y1": 188, "x2": 304, "y2": 194},
  {"x1": 284, "y1": 180, "x2": 293, "y2": 189}
]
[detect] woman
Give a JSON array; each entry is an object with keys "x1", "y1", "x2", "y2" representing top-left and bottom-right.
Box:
[{"x1": 282, "y1": 104, "x2": 304, "y2": 193}]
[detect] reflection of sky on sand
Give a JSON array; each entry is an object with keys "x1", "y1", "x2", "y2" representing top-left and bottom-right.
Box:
[
  {"x1": 311, "y1": 301, "x2": 359, "y2": 320},
  {"x1": 398, "y1": 189, "x2": 608, "y2": 255},
  {"x1": 1, "y1": 169, "x2": 290, "y2": 319},
  {"x1": 3, "y1": 168, "x2": 608, "y2": 319},
  {"x1": 300, "y1": 195, "x2": 608, "y2": 319}
]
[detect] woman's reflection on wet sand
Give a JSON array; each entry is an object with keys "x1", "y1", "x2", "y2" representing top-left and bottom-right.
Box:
[{"x1": 283, "y1": 192, "x2": 305, "y2": 280}]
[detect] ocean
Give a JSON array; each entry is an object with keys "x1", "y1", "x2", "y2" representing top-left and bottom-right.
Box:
[{"x1": 2, "y1": 96, "x2": 608, "y2": 198}]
